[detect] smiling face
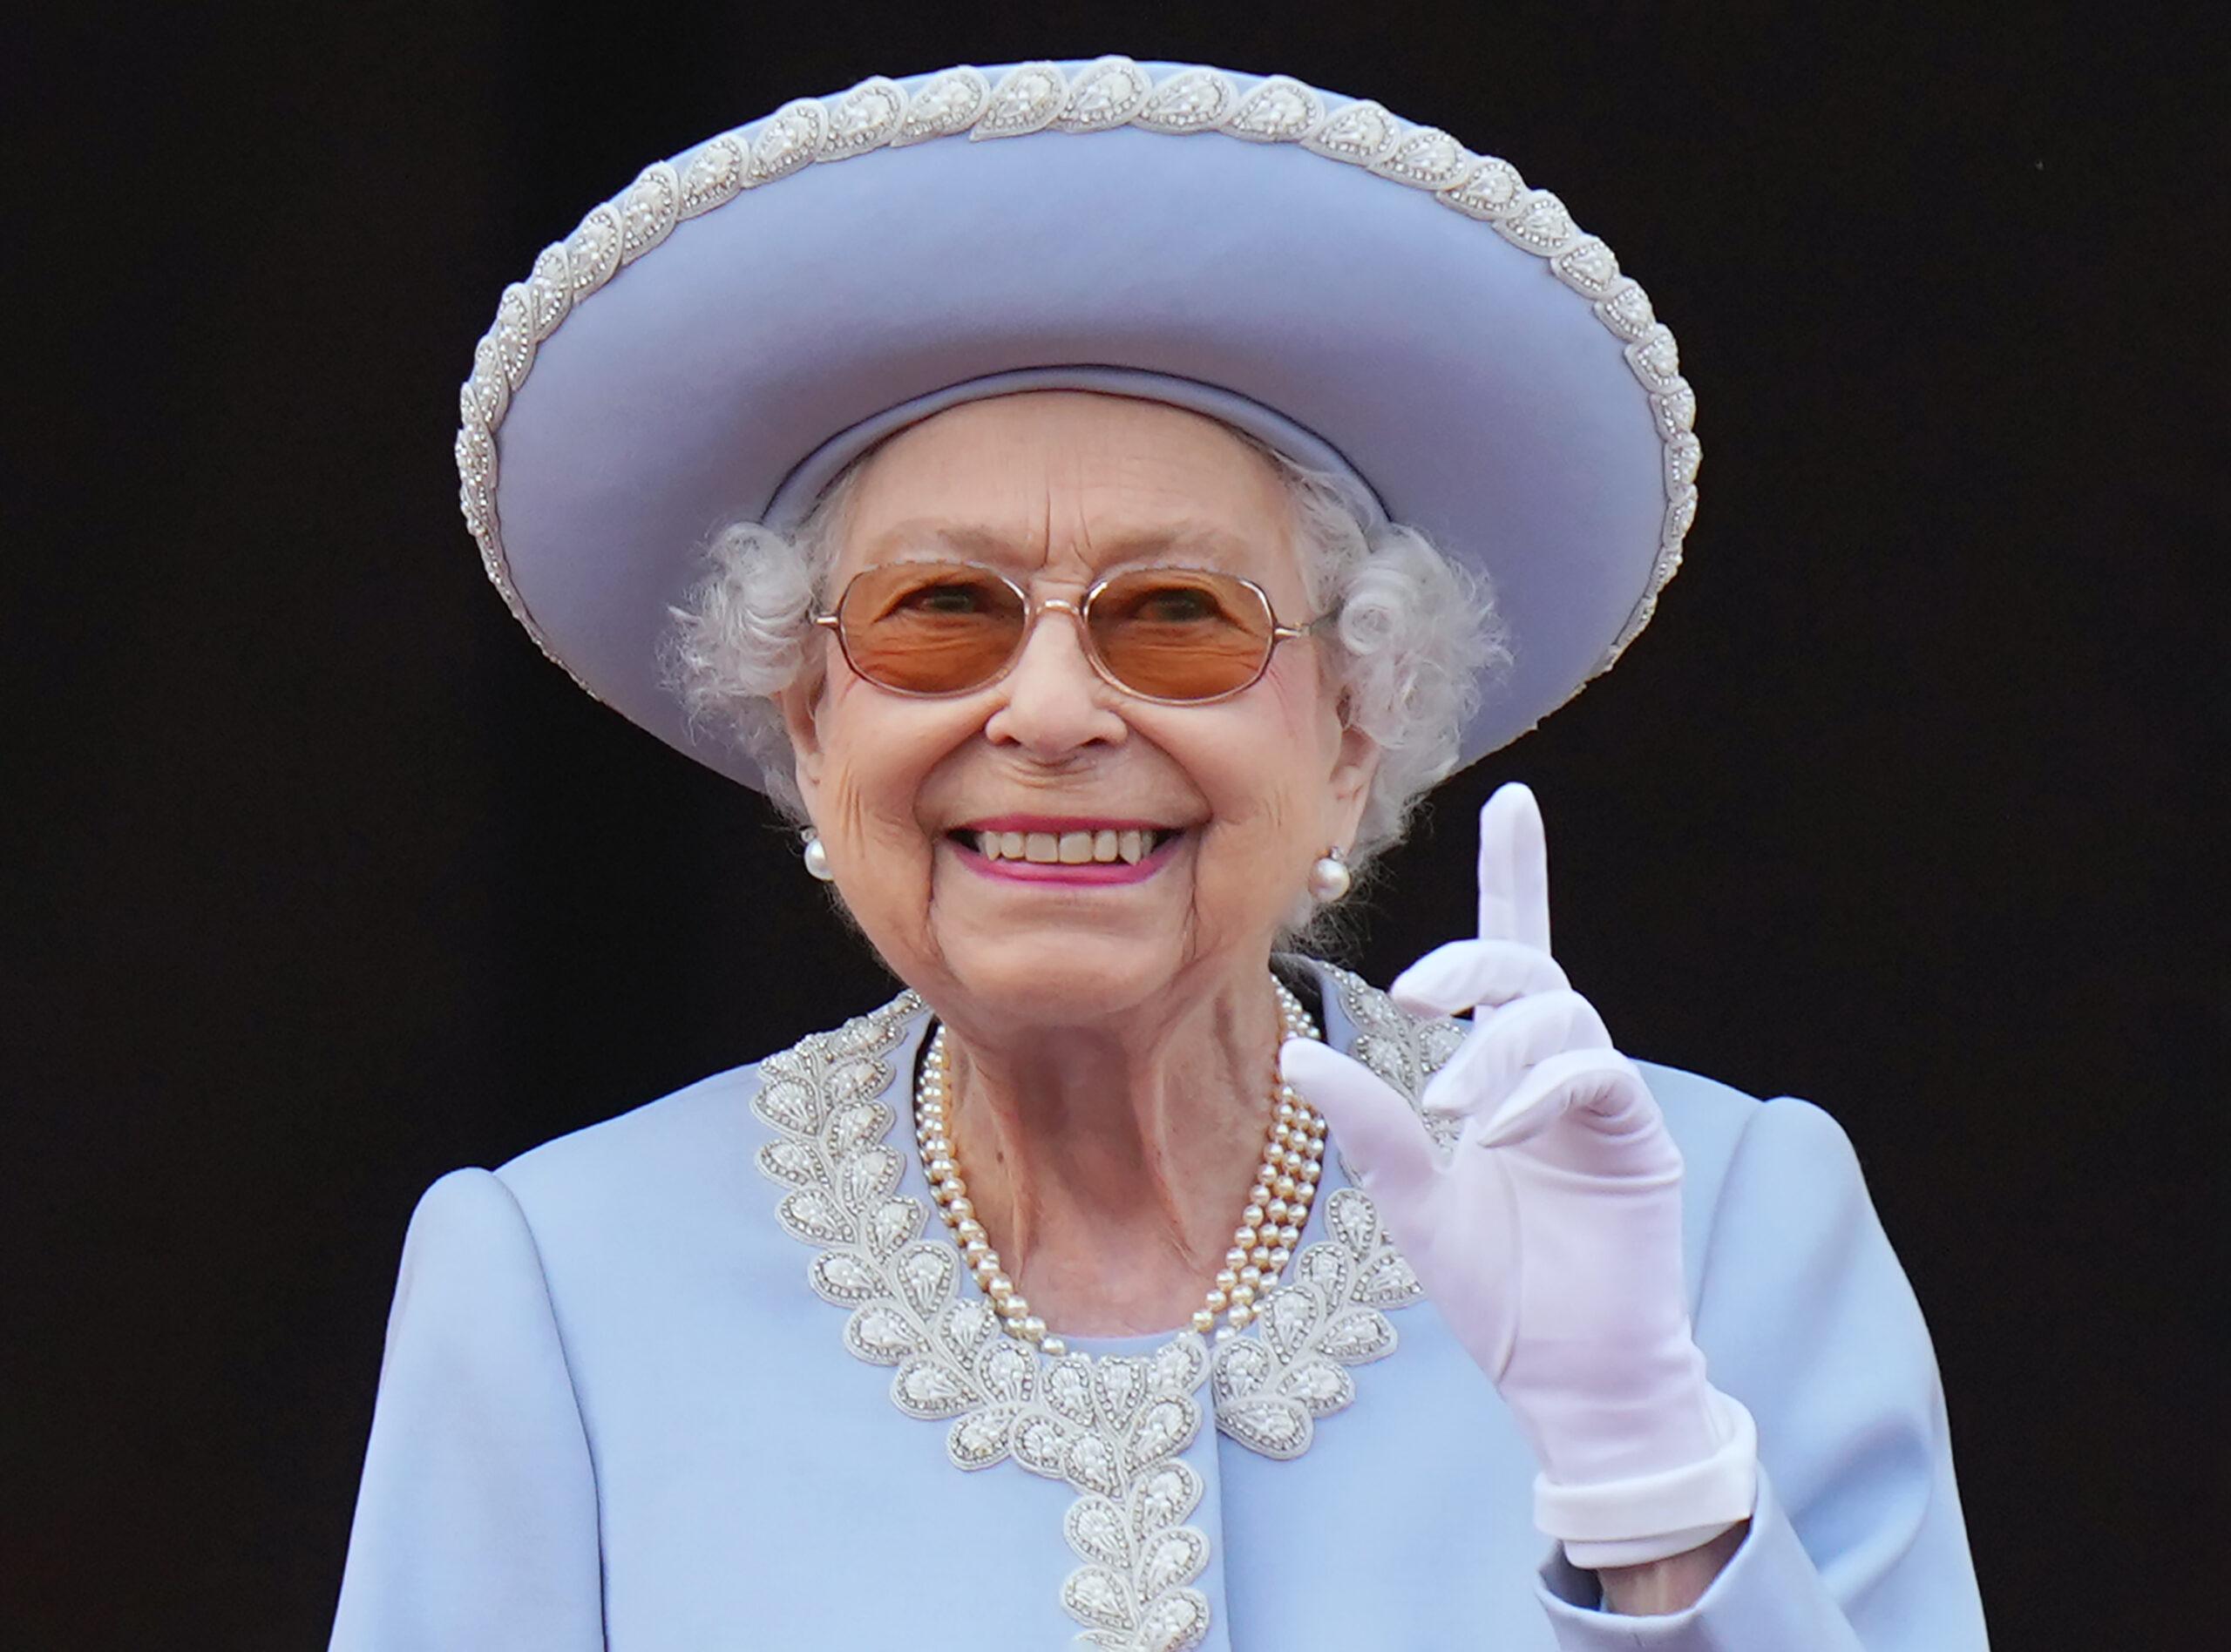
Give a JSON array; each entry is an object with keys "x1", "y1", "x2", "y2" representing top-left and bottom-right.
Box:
[{"x1": 780, "y1": 391, "x2": 1377, "y2": 1033}]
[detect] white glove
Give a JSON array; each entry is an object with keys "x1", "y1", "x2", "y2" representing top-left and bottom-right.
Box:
[{"x1": 1280, "y1": 782, "x2": 1757, "y2": 1568}]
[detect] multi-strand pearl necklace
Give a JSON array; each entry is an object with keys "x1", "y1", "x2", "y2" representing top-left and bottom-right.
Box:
[{"x1": 914, "y1": 978, "x2": 1326, "y2": 1357}]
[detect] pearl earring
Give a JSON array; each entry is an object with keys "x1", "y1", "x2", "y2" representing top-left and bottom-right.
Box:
[
  {"x1": 801, "y1": 829, "x2": 835, "y2": 882},
  {"x1": 1307, "y1": 846, "x2": 1351, "y2": 903}
]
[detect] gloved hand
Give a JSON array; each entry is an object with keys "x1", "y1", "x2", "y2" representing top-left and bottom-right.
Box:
[{"x1": 1280, "y1": 782, "x2": 1757, "y2": 1568}]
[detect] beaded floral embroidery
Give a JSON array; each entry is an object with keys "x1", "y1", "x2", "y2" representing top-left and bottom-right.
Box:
[{"x1": 753, "y1": 966, "x2": 1460, "y2": 1650}]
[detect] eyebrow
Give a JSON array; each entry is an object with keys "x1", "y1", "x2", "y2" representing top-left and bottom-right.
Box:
[{"x1": 854, "y1": 520, "x2": 1272, "y2": 572}]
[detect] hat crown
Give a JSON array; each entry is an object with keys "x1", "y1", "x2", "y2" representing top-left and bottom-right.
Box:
[{"x1": 458, "y1": 58, "x2": 1699, "y2": 789}]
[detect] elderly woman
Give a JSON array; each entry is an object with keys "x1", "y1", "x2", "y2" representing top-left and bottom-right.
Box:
[{"x1": 334, "y1": 59, "x2": 1986, "y2": 1649}]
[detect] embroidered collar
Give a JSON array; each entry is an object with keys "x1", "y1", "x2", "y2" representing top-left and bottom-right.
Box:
[{"x1": 750, "y1": 961, "x2": 1460, "y2": 1650}]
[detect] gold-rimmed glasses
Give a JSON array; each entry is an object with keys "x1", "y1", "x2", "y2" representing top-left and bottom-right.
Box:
[{"x1": 813, "y1": 560, "x2": 1329, "y2": 703}]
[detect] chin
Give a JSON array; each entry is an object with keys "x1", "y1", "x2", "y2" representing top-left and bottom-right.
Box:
[{"x1": 932, "y1": 927, "x2": 1192, "y2": 1031}]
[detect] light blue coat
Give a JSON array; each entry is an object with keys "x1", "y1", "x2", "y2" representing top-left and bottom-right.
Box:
[{"x1": 331, "y1": 964, "x2": 1986, "y2": 1648}]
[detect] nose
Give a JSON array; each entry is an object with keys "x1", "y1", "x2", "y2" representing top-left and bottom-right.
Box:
[{"x1": 981, "y1": 601, "x2": 1129, "y2": 763}]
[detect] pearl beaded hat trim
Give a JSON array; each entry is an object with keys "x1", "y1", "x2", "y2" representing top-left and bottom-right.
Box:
[{"x1": 459, "y1": 58, "x2": 1701, "y2": 790}]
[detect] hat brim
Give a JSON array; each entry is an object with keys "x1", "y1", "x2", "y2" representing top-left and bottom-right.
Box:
[{"x1": 459, "y1": 59, "x2": 1699, "y2": 791}]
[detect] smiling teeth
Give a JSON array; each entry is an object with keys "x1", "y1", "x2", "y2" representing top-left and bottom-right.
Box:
[{"x1": 975, "y1": 829, "x2": 1161, "y2": 863}]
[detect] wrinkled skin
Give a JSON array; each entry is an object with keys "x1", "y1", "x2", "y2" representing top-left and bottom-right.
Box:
[{"x1": 780, "y1": 391, "x2": 1377, "y2": 1333}]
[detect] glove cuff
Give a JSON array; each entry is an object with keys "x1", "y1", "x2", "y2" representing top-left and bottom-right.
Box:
[
  {"x1": 1563, "y1": 1519, "x2": 1746, "y2": 1572},
  {"x1": 1535, "y1": 1389, "x2": 1758, "y2": 1567}
]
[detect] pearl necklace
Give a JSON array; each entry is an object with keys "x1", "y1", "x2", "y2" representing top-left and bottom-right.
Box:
[{"x1": 914, "y1": 978, "x2": 1326, "y2": 1357}]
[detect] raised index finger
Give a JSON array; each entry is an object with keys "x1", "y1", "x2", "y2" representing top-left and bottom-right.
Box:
[{"x1": 1476, "y1": 782, "x2": 1552, "y2": 956}]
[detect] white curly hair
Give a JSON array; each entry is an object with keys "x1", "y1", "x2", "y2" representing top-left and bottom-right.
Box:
[{"x1": 665, "y1": 427, "x2": 1508, "y2": 878}]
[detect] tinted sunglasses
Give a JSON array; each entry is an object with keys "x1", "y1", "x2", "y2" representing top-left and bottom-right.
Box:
[{"x1": 814, "y1": 560, "x2": 1330, "y2": 703}]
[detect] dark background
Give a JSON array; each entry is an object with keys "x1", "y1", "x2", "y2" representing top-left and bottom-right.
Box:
[{"x1": 10, "y1": 2, "x2": 2218, "y2": 1644}]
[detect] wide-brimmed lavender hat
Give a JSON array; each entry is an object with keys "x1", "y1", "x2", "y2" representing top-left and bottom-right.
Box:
[{"x1": 456, "y1": 58, "x2": 1699, "y2": 790}]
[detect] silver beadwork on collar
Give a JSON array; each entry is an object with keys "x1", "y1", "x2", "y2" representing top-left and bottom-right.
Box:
[{"x1": 750, "y1": 966, "x2": 1461, "y2": 1649}]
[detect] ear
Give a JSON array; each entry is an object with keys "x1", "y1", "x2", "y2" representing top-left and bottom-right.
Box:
[
  {"x1": 776, "y1": 666, "x2": 831, "y2": 818},
  {"x1": 1325, "y1": 709, "x2": 1380, "y2": 850}
]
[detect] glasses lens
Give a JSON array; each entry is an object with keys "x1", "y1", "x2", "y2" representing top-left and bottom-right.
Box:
[
  {"x1": 836, "y1": 562, "x2": 1027, "y2": 694},
  {"x1": 1088, "y1": 570, "x2": 1278, "y2": 701}
]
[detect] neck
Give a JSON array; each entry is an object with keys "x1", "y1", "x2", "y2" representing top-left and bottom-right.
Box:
[{"x1": 928, "y1": 965, "x2": 1292, "y2": 1337}]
